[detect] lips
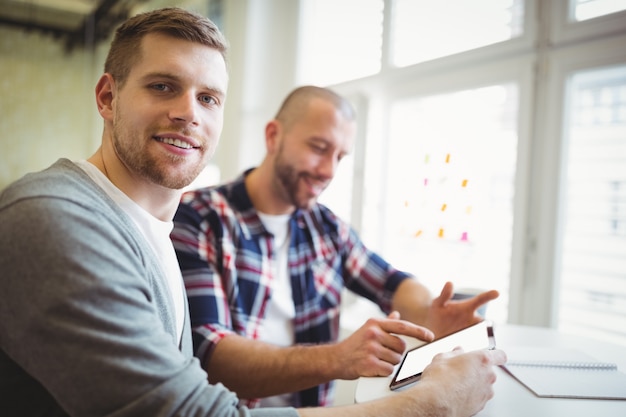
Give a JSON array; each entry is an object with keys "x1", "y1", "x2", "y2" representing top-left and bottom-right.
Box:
[
  {"x1": 153, "y1": 132, "x2": 201, "y2": 150},
  {"x1": 303, "y1": 175, "x2": 327, "y2": 196},
  {"x1": 156, "y1": 137, "x2": 192, "y2": 149}
]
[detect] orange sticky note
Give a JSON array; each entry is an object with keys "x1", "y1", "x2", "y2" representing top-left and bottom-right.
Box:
[
  {"x1": 445, "y1": 153, "x2": 450, "y2": 163},
  {"x1": 438, "y1": 228, "x2": 444, "y2": 238},
  {"x1": 414, "y1": 230, "x2": 423, "y2": 237}
]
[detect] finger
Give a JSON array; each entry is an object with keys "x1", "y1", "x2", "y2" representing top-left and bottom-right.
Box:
[
  {"x1": 467, "y1": 290, "x2": 499, "y2": 311},
  {"x1": 379, "y1": 319, "x2": 435, "y2": 342},
  {"x1": 387, "y1": 310, "x2": 400, "y2": 320},
  {"x1": 374, "y1": 342, "x2": 405, "y2": 365},
  {"x1": 377, "y1": 331, "x2": 408, "y2": 354},
  {"x1": 460, "y1": 348, "x2": 507, "y2": 367},
  {"x1": 486, "y1": 348, "x2": 508, "y2": 366},
  {"x1": 433, "y1": 281, "x2": 455, "y2": 307},
  {"x1": 431, "y1": 347, "x2": 464, "y2": 363},
  {"x1": 369, "y1": 358, "x2": 397, "y2": 377}
]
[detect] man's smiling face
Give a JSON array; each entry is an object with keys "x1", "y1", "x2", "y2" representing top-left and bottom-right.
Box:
[
  {"x1": 272, "y1": 98, "x2": 356, "y2": 210},
  {"x1": 109, "y1": 32, "x2": 228, "y2": 190}
]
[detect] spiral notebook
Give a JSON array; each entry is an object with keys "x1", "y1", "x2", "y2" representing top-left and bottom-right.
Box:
[{"x1": 502, "y1": 347, "x2": 626, "y2": 400}]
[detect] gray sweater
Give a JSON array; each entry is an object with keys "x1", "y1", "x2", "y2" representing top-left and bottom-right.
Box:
[{"x1": 0, "y1": 159, "x2": 298, "y2": 417}]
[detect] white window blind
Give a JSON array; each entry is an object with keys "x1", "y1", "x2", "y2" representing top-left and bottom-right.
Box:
[
  {"x1": 557, "y1": 64, "x2": 626, "y2": 346},
  {"x1": 297, "y1": 0, "x2": 384, "y2": 86},
  {"x1": 390, "y1": 0, "x2": 524, "y2": 67},
  {"x1": 572, "y1": 0, "x2": 626, "y2": 21}
]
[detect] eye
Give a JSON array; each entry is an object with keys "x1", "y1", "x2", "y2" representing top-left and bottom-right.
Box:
[
  {"x1": 310, "y1": 143, "x2": 326, "y2": 153},
  {"x1": 199, "y1": 95, "x2": 218, "y2": 106},
  {"x1": 150, "y1": 83, "x2": 170, "y2": 92}
]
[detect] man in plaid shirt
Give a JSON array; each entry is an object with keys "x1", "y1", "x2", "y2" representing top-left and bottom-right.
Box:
[{"x1": 171, "y1": 86, "x2": 498, "y2": 408}]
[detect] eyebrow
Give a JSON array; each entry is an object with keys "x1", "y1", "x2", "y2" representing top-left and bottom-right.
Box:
[
  {"x1": 141, "y1": 72, "x2": 226, "y2": 100},
  {"x1": 309, "y1": 136, "x2": 351, "y2": 156}
]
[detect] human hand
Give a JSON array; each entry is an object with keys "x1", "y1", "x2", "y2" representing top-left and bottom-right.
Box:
[
  {"x1": 408, "y1": 348, "x2": 507, "y2": 417},
  {"x1": 426, "y1": 282, "x2": 499, "y2": 338},
  {"x1": 334, "y1": 311, "x2": 434, "y2": 380}
]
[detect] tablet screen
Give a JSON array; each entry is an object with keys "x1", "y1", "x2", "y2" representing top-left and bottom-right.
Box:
[{"x1": 390, "y1": 320, "x2": 495, "y2": 390}]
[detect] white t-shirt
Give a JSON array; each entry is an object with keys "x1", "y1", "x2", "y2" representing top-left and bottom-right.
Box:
[
  {"x1": 76, "y1": 160, "x2": 185, "y2": 345},
  {"x1": 257, "y1": 212, "x2": 296, "y2": 407}
]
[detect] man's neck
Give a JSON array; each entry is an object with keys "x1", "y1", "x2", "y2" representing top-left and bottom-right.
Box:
[
  {"x1": 87, "y1": 150, "x2": 182, "y2": 222},
  {"x1": 245, "y1": 165, "x2": 294, "y2": 215}
]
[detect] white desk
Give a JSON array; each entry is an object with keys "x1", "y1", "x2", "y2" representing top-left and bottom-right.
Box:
[{"x1": 355, "y1": 324, "x2": 626, "y2": 416}]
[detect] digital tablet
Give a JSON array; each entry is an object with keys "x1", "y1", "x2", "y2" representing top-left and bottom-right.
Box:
[{"x1": 389, "y1": 320, "x2": 495, "y2": 390}]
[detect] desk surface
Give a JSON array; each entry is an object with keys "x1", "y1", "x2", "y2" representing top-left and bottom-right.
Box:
[{"x1": 354, "y1": 324, "x2": 626, "y2": 416}]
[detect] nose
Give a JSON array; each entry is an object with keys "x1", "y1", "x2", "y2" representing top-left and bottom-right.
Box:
[
  {"x1": 169, "y1": 92, "x2": 199, "y2": 125},
  {"x1": 317, "y1": 153, "x2": 339, "y2": 180}
]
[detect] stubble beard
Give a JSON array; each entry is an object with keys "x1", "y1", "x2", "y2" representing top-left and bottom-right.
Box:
[
  {"x1": 274, "y1": 152, "x2": 315, "y2": 210},
  {"x1": 112, "y1": 112, "x2": 206, "y2": 190}
]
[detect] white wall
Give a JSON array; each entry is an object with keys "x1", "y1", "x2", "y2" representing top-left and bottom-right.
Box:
[{"x1": 216, "y1": 0, "x2": 301, "y2": 181}]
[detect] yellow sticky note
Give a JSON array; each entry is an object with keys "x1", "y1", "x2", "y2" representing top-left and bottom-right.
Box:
[
  {"x1": 461, "y1": 179, "x2": 468, "y2": 187},
  {"x1": 441, "y1": 203, "x2": 447, "y2": 211}
]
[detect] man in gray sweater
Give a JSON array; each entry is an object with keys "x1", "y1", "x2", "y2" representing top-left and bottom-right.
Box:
[{"x1": 0, "y1": 7, "x2": 506, "y2": 417}]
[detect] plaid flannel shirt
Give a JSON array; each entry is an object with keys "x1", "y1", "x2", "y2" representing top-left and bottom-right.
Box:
[{"x1": 171, "y1": 170, "x2": 411, "y2": 408}]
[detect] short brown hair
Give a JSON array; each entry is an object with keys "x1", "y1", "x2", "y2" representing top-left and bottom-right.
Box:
[{"x1": 104, "y1": 7, "x2": 228, "y2": 86}]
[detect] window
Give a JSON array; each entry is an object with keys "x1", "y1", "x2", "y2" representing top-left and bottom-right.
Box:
[
  {"x1": 572, "y1": 0, "x2": 626, "y2": 21},
  {"x1": 391, "y1": 0, "x2": 525, "y2": 67},
  {"x1": 318, "y1": 152, "x2": 355, "y2": 222},
  {"x1": 297, "y1": 0, "x2": 384, "y2": 85},
  {"x1": 295, "y1": 0, "x2": 626, "y2": 346},
  {"x1": 380, "y1": 84, "x2": 518, "y2": 322},
  {"x1": 557, "y1": 64, "x2": 626, "y2": 346}
]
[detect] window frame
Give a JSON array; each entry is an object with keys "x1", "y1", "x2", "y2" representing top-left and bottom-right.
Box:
[
  {"x1": 550, "y1": 0, "x2": 626, "y2": 44},
  {"x1": 528, "y1": 31, "x2": 626, "y2": 327},
  {"x1": 318, "y1": 0, "x2": 626, "y2": 330}
]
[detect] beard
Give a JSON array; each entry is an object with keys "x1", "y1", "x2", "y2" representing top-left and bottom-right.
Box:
[
  {"x1": 274, "y1": 148, "x2": 324, "y2": 210},
  {"x1": 111, "y1": 111, "x2": 207, "y2": 190}
]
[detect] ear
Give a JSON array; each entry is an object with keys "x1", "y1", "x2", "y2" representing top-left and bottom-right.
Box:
[
  {"x1": 95, "y1": 73, "x2": 116, "y2": 122},
  {"x1": 265, "y1": 120, "x2": 281, "y2": 154}
]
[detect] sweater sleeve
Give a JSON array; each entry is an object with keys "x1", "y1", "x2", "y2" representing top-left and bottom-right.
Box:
[{"x1": 0, "y1": 171, "x2": 298, "y2": 417}]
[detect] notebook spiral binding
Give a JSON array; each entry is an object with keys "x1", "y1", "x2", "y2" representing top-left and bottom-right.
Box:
[{"x1": 506, "y1": 360, "x2": 618, "y2": 370}]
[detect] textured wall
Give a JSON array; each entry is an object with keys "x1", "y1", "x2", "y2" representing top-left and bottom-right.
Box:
[{"x1": 0, "y1": 26, "x2": 103, "y2": 190}]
